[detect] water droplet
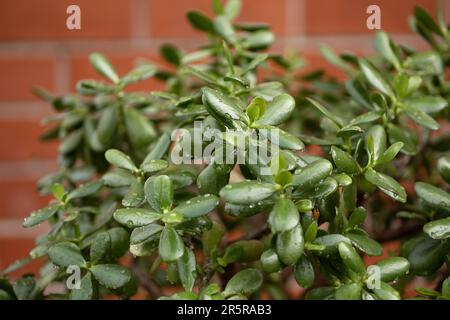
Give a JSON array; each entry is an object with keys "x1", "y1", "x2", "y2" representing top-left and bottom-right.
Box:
[
  {"x1": 205, "y1": 193, "x2": 211, "y2": 197},
  {"x1": 249, "y1": 204, "x2": 255, "y2": 208},
  {"x1": 186, "y1": 200, "x2": 191, "y2": 205}
]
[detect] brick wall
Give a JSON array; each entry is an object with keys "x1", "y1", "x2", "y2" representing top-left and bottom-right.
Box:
[{"x1": 0, "y1": 0, "x2": 448, "y2": 274}]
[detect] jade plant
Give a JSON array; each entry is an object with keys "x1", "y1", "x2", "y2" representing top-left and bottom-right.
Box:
[{"x1": 1, "y1": 0, "x2": 449, "y2": 300}]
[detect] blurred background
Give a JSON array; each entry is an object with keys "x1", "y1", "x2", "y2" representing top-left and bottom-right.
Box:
[{"x1": 0, "y1": 0, "x2": 447, "y2": 275}]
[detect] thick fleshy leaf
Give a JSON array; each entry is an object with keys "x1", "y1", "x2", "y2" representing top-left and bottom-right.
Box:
[
  {"x1": 294, "y1": 255, "x2": 315, "y2": 289},
  {"x1": 415, "y1": 182, "x2": 450, "y2": 210},
  {"x1": 186, "y1": 11, "x2": 213, "y2": 32},
  {"x1": 105, "y1": 149, "x2": 137, "y2": 172},
  {"x1": 90, "y1": 53, "x2": 119, "y2": 83},
  {"x1": 408, "y1": 237, "x2": 447, "y2": 276},
  {"x1": 268, "y1": 197, "x2": 299, "y2": 233},
  {"x1": 130, "y1": 224, "x2": 163, "y2": 244},
  {"x1": 213, "y1": 15, "x2": 236, "y2": 43},
  {"x1": 97, "y1": 105, "x2": 119, "y2": 147},
  {"x1": 90, "y1": 232, "x2": 111, "y2": 264},
  {"x1": 364, "y1": 168, "x2": 406, "y2": 203},
  {"x1": 345, "y1": 231, "x2": 383, "y2": 256},
  {"x1": 90, "y1": 264, "x2": 132, "y2": 289},
  {"x1": 404, "y1": 96, "x2": 448, "y2": 114},
  {"x1": 124, "y1": 108, "x2": 156, "y2": 149},
  {"x1": 358, "y1": 59, "x2": 394, "y2": 97},
  {"x1": 23, "y1": 203, "x2": 60, "y2": 228},
  {"x1": 423, "y1": 217, "x2": 450, "y2": 240},
  {"x1": 102, "y1": 169, "x2": 135, "y2": 187},
  {"x1": 223, "y1": 268, "x2": 263, "y2": 297},
  {"x1": 256, "y1": 94, "x2": 295, "y2": 126},
  {"x1": 48, "y1": 242, "x2": 86, "y2": 267},
  {"x1": 159, "y1": 226, "x2": 185, "y2": 262},
  {"x1": 375, "y1": 142, "x2": 404, "y2": 165},
  {"x1": 120, "y1": 64, "x2": 156, "y2": 87},
  {"x1": 306, "y1": 98, "x2": 344, "y2": 128},
  {"x1": 276, "y1": 223, "x2": 304, "y2": 265},
  {"x1": 67, "y1": 180, "x2": 103, "y2": 201},
  {"x1": 113, "y1": 208, "x2": 161, "y2": 228},
  {"x1": 330, "y1": 146, "x2": 360, "y2": 174},
  {"x1": 404, "y1": 104, "x2": 440, "y2": 130},
  {"x1": 335, "y1": 283, "x2": 362, "y2": 300},
  {"x1": 292, "y1": 159, "x2": 333, "y2": 191},
  {"x1": 375, "y1": 31, "x2": 400, "y2": 69},
  {"x1": 173, "y1": 194, "x2": 219, "y2": 218},
  {"x1": 260, "y1": 249, "x2": 281, "y2": 273},
  {"x1": 437, "y1": 156, "x2": 450, "y2": 183},
  {"x1": 177, "y1": 248, "x2": 197, "y2": 292},
  {"x1": 376, "y1": 257, "x2": 410, "y2": 282},
  {"x1": 202, "y1": 88, "x2": 248, "y2": 128},
  {"x1": 144, "y1": 175, "x2": 173, "y2": 212},
  {"x1": 70, "y1": 272, "x2": 94, "y2": 300},
  {"x1": 387, "y1": 124, "x2": 417, "y2": 155},
  {"x1": 220, "y1": 180, "x2": 279, "y2": 205},
  {"x1": 338, "y1": 242, "x2": 365, "y2": 275},
  {"x1": 122, "y1": 180, "x2": 145, "y2": 208},
  {"x1": 221, "y1": 240, "x2": 264, "y2": 265},
  {"x1": 365, "y1": 125, "x2": 386, "y2": 162},
  {"x1": 373, "y1": 282, "x2": 400, "y2": 300}
]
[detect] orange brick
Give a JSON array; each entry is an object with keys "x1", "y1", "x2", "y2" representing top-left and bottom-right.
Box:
[
  {"x1": 0, "y1": 58, "x2": 54, "y2": 101},
  {"x1": 0, "y1": 121, "x2": 58, "y2": 161},
  {"x1": 0, "y1": 238, "x2": 43, "y2": 278},
  {"x1": 0, "y1": 179, "x2": 51, "y2": 219},
  {"x1": 304, "y1": 0, "x2": 437, "y2": 34},
  {"x1": 0, "y1": 0, "x2": 131, "y2": 40},
  {"x1": 149, "y1": 0, "x2": 287, "y2": 38},
  {"x1": 70, "y1": 54, "x2": 168, "y2": 92}
]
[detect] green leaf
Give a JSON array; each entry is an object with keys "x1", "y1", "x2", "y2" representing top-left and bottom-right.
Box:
[
  {"x1": 159, "y1": 226, "x2": 185, "y2": 262},
  {"x1": 140, "y1": 159, "x2": 168, "y2": 174},
  {"x1": 373, "y1": 282, "x2": 400, "y2": 300},
  {"x1": 89, "y1": 53, "x2": 119, "y2": 83},
  {"x1": 90, "y1": 232, "x2": 111, "y2": 264},
  {"x1": 294, "y1": 255, "x2": 315, "y2": 289},
  {"x1": 105, "y1": 149, "x2": 137, "y2": 172},
  {"x1": 365, "y1": 125, "x2": 387, "y2": 162},
  {"x1": 173, "y1": 194, "x2": 219, "y2": 218},
  {"x1": 387, "y1": 124, "x2": 417, "y2": 155},
  {"x1": 358, "y1": 59, "x2": 394, "y2": 97},
  {"x1": 130, "y1": 223, "x2": 163, "y2": 244},
  {"x1": 403, "y1": 104, "x2": 440, "y2": 130},
  {"x1": 261, "y1": 126, "x2": 304, "y2": 150},
  {"x1": 90, "y1": 264, "x2": 132, "y2": 289},
  {"x1": 268, "y1": 197, "x2": 300, "y2": 233},
  {"x1": 335, "y1": 283, "x2": 362, "y2": 300},
  {"x1": 313, "y1": 234, "x2": 351, "y2": 257},
  {"x1": 202, "y1": 221, "x2": 225, "y2": 257},
  {"x1": 437, "y1": 156, "x2": 450, "y2": 184},
  {"x1": 186, "y1": 11, "x2": 213, "y2": 32},
  {"x1": 376, "y1": 257, "x2": 410, "y2": 282},
  {"x1": 414, "y1": 6, "x2": 444, "y2": 36},
  {"x1": 415, "y1": 182, "x2": 450, "y2": 210},
  {"x1": 223, "y1": 0, "x2": 241, "y2": 20},
  {"x1": 52, "y1": 183, "x2": 66, "y2": 202},
  {"x1": 67, "y1": 180, "x2": 103, "y2": 201},
  {"x1": 48, "y1": 242, "x2": 86, "y2": 267},
  {"x1": 202, "y1": 87, "x2": 248, "y2": 128},
  {"x1": 408, "y1": 237, "x2": 447, "y2": 276},
  {"x1": 348, "y1": 207, "x2": 367, "y2": 229},
  {"x1": 242, "y1": 30, "x2": 274, "y2": 50},
  {"x1": 304, "y1": 221, "x2": 318, "y2": 242},
  {"x1": 403, "y1": 96, "x2": 448, "y2": 114},
  {"x1": 220, "y1": 180, "x2": 279, "y2": 205},
  {"x1": 261, "y1": 249, "x2": 282, "y2": 273},
  {"x1": 177, "y1": 248, "x2": 197, "y2": 292},
  {"x1": 306, "y1": 98, "x2": 344, "y2": 128},
  {"x1": 13, "y1": 276, "x2": 40, "y2": 300},
  {"x1": 423, "y1": 217, "x2": 450, "y2": 240},
  {"x1": 124, "y1": 108, "x2": 156, "y2": 149},
  {"x1": 255, "y1": 94, "x2": 295, "y2": 126},
  {"x1": 23, "y1": 203, "x2": 59, "y2": 228},
  {"x1": 292, "y1": 159, "x2": 333, "y2": 190},
  {"x1": 113, "y1": 208, "x2": 161, "y2": 228},
  {"x1": 197, "y1": 163, "x2": 232, "y2": 195},
  {"x1": 375, "y1": 142, "x2": 404, "y2": 165},
  {"x1": 320, "y1": 44, "x2": 354, "y2": 74},
  {"x1": 144, "y1": 175, "x2": 173, "y2": 212},
  {"x1": 246, "y1": 97, "x2": 266, "y2": 123},
  {"x1": 160, "y1": 44, "x2": 181, "y2": 66},
  {"x1": 119, "y1": 64, "x2": 156, "y2": 87},
  {"x1": 364, "y1": 168, "x2": 406, "y2": 203},
  {"x1": 276, "y1": 223, "x2": 304, "y2": 265},
  {"x1": 330, "y1": 146, "x2": 360, "y2": 174},
  {"x1": 345, "y1": 231, "x2": 383, "y2": 256},
  {"x1": 213, "y1": 15, "x2": 236, "y2": 43},
  {"x1": 70, "y1": 272, "x2": 94, "y2": 300},
  {"x1": 223, "y1": 268, "x2": 263, "y2": 297},
  {"x1": 221, "y1": 240, "x2": 264, "y2": 264},
  {"x1": 143, "y1": 133, "x2": 171, "y2": 162},
  {"x1": 338, "y1": 242, "x2": 366, "y2": 275},
  {"x1": 375, "y1": 31, "x2": 400, "y2": 69},
  {"x1": 122, "y1": 180, "x2": 145, "y2": 208}
]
